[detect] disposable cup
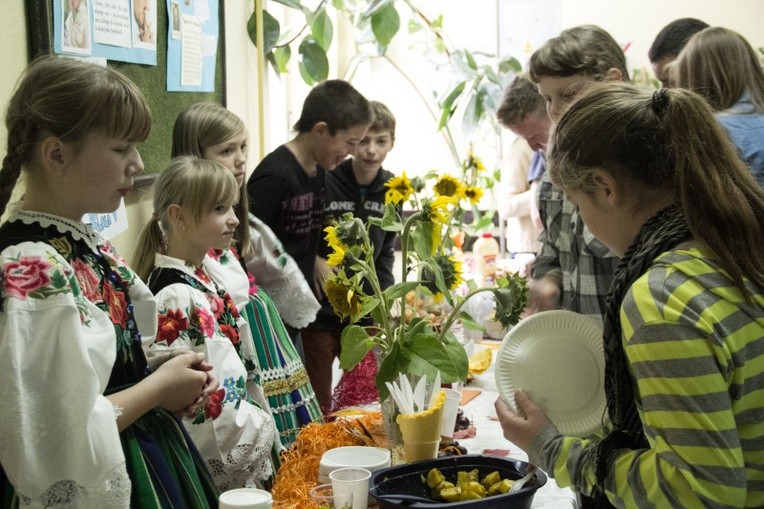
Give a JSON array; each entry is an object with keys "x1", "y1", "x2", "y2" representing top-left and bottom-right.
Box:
[
  {"x1": 439, "y1": 388, "x2": 461, "y2": 437},
  {"x1": 219, "y1": 488, "x2": 272, "y2": 509},
  {"x1": 329, "y1": 467, "x2": 371, "y2": 509},
  {"x1": 403, "y1": 438, "x2": 440, "y2": 463},
  {"x1": 309, "y1": 483, "x2": 337, "y2": 508}
]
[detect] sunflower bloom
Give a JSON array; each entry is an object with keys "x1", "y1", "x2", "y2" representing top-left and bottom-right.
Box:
[
  {"x1": 326, "y1": 244, "x2": 346, "y2": 267},
  {"x1": 421, "y1": 254, "x2": 464, "y2": 300},
  {"x1": 433, "y1": 175, "x2": 465, "y2": 200},
  {"x1": 385, "y1": 172, "x2": 414, "y2": 204},
  {"x1": 324, "y1": 276, "x2": 363, "y2": 319},
  {"x1": 468, "y1": 152, "x2": 486, "y2": 172},
  {"x1": 424, "y1": 196, "x2": 455, "y2": 226},
  {"x1": 324, "y1": 225, "x2": 345, "y2": 252},
  {"x1": 464, "y1": 186, "x2": 483, "y2": 204}
]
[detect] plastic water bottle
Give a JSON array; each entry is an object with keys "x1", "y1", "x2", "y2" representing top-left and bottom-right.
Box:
[{"x1": 473, "y1": 232, "x2": 499, "y2": 286}]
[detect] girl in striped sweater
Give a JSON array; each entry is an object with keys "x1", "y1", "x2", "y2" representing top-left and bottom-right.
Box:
[{"x1": 496, "y1": 82, "x2": 764, "y2": 508}]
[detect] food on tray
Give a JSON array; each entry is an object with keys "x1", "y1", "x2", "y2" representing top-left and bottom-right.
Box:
[{"x1": 420, "y1": 467, "x2": 515, "y2": 502}]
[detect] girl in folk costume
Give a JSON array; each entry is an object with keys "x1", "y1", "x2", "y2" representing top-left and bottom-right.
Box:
[
  {"x1": 133, "y1": 157, "x2": 280, "y2": 490},
  {"x1": 172, "y1": 102, "x2": 323, "y2": 447},
  {"x1": 0, "y1": 56, "x2": 219, "y2": 508}
]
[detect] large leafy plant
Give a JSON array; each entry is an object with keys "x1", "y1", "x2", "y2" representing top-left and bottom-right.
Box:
[{"x1": 248, "y1": 0, "x2": 521, "y2": 169}]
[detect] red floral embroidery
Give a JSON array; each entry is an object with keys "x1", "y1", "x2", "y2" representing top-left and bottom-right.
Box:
[
  {"x1": 193, "y1": 306, "x2": 215, "y2": 337},
  {"x1": 247, "y1": 273, "x2": 258, "y2": 296},
  {"x1": 223, "y1": 294, "x2": 240, "y2": 319},
  {"x1": 102, "y1": 280, "x2": 128, "y2": 326},
  {"x1": 205, "y1": 388, "x2": 226, "y2": 420},
  {"x1": 219, "y1": 323, "x2": 240, "y2": 345},
  {"x1": 71, "y1": 259, "x2": 102, "y2": 303},
  {"x1": 194, "y1": 267, "x2": 211, "y2": 285},
  {"x1": 3, "y1": 257, "x2": 52, "y2": 300},
  {"x1": 209, "y1": 294, "x2": 225, "y2": 319},
  {"x1": 157, "y1": 308, "x2": 189, "y2": 346},
  {"x1": 206, "y1": 248, "x2": 224, "y2": 261}
]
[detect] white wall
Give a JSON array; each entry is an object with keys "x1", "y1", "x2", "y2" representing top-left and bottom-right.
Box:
[{"x1": 0, "y1": 2, "x2": 28, "y2": 162}]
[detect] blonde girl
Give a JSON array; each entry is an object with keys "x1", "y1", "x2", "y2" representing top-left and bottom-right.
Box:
[
  {"x1": 0, "y1": 56, "x2": 218, "y2": 508},
  {"x1": 496, "y1": 82, "x2": 764, "y2": 508},
  {"x1": 171, "y1": 102, "x2": 323, "y2": 447},
  {"x1": 133, "y1": 156, "x2": 281, "y2": 491}
]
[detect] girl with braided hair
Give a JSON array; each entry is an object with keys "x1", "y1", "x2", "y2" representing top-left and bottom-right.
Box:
[
  {"x1": 495, "y1": 82, "x2": 764, "y2": 507},
  {"x1": 0, "y1": 56, "x2": 219, "y2": 508}
]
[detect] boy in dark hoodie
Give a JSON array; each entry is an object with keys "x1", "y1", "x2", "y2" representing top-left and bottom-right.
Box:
[{"x1": 304, "y1": 101, "x2": 398, "y2": 413}]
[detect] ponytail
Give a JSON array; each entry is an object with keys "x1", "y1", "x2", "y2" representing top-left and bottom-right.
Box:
[
  {"x1": 549, "y1": 82, "x2": 764, "y2": 295},
  {"x1": 661, "y1": 89, "x2": 764, "y2": 292},
  {"x1": 133, "y1": 215, "x2": 164, "y2": 282}
]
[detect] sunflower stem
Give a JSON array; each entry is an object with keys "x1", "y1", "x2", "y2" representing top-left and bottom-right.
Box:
[{"x1": 437, "y1": 286, "x2": 495, "y2": 343}]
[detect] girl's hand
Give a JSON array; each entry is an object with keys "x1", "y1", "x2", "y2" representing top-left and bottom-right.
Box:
[
  {"x1": 494, "y1": 390, "x2": 551, "y2": 452},
  {"x1": 152, "y1": 352, "x2": 213, "y2": 413},
  {"x1": 176, "y1": 359, "x2": 219, "y2": 418}
]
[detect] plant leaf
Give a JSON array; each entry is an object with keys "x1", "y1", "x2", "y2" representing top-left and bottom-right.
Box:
[
  {"x1": 438, "y1": 81, "x2": 466, "y2": 130},
  {"x1": 272, "y1": 45, "x2": 291, "y2": 73},
  {"x1": 311, "y1": 8, "x2": 334, "y2": 51},
  {"x1": 499, "y1": 56, "x2": 522, "y2": 74},
  {"x1": 339, "y1": 325, "x2": 373, "y2": 371},
  {"x1": 405, "y1": 332, "x2": 468, "y2": 383},
  {"x1": 247, "y1": 9, "x2": 281, "y2": 55},
  {"x1": 376, "y1": 342, "x2": 410, "y2": 399},
  {"x1": 298, "y1": 37, "x2": 329, "y2": 84},
  {"x1": 458, "y1": 310, "x2": 482, "y2": 331},
  {"x1": 371, "y1": 3, "x2": 400, "y2": 47},
  {"x1": 383, "y1": 281, "x2": 420, "y2": 301},
  {"x1": 461, "y1": 90, "x2": 484, "y2": 140}
]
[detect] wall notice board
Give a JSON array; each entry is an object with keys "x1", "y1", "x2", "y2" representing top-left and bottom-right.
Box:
[{"x1": 25, "y1": 1, "x2": 226, "y2": 182}]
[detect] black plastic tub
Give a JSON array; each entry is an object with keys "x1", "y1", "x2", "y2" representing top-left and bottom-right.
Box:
[{"x1": 369, "y1": 455, "x2": 547, "y2": 508}]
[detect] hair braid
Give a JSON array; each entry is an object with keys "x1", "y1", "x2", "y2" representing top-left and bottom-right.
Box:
[{"x1": 0, "y1": 116, "x2": 37, "y2": 215}]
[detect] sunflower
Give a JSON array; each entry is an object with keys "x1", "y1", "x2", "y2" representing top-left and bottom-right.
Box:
[
  {"x1": 423, "y1": 196, "x2": 454, "y2": 226},
  {"x1": 464, "y1": 186, "x2": 483, "y2": 204},
  {"x1": 326, "y1": 243, "x2": 346, "y2": 267},
  {"x1": 324, "y1": 225, "x2": 345, "y2": 252},
  {"x1": 467, "y1": 151, "x2": 486, "y2": 172},
  {"x1": 433, "y1": 174, "x2": 465, "y2": 200},
  {"x1": 324, "y1": 276, "x2": 363, "y2": 320},
  {"x1": 384, "y1": 172, "x2": 414, "y2": 204},
  {"x1": 421, "y1": 254, "x2": 464, "y2": 300}
]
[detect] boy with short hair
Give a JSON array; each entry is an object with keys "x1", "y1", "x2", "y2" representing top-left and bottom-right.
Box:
[
  {"x1": 648, "y1": 17, "x2": 709, "y2": 87},
  {"x1": 525, "y1": 25, "x2": 625, "y2": 324},
  {"x1": 247, "y1": 79, "x2": 372, "y2": 355},
  {"x1": 304, "y1": 101, "x2": 398, "y2": 413}
]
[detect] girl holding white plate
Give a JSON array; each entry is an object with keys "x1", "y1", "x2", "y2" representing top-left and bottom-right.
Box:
[{"x1": 495, "y1": 83, "x2": 764, "y2": 508}]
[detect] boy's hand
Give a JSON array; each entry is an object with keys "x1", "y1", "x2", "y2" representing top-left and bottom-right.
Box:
[{"x1": 313, "y1": 255, "x2": 337, "y2": 298}]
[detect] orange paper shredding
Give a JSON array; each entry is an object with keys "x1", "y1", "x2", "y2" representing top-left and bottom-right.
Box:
[{"x1": 272, "y1": 412, "x2": 383, "y2": 508}]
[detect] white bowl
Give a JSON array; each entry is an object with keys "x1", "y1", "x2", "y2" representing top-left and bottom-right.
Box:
[{"x1": 318, "y1": 446, "x2": 391, "y2": 483}]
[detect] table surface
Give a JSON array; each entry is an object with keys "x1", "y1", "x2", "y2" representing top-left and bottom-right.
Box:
[{"x1": 457, "y1": 340, "x2": 577, "y2": 509}]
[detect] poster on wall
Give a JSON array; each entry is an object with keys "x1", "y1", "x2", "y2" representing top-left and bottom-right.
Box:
[
  {"x1": 165, "y1": 0, "x2": 218, "y2": 92},
  {"x1": 84, "y1": 201, "x2": 129, "y2": 240},
  {"x1": 497, "y1": 0, "x2": 561, "y2": 67},
  {"x1": 53, "y1": 0, "x2": 158, "y2": 65}
]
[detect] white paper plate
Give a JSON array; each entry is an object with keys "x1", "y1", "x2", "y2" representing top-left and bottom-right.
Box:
[{"x1": 494, "y1": 310, "x2": 609, "y2": 436}]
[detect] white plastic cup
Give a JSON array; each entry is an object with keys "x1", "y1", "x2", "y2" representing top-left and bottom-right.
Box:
[
  {"x1": 329, "y1": 467, "x2": 371, "y2": 509},
  {"x1": 439, "y1": 388, "x2": 461, "y2": 437},
  {"x1": 219, "y1": 488, "x2": 272, "y2": 509}
]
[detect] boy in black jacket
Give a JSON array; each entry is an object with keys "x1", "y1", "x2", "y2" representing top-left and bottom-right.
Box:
[{"x1": 304, "y1": 101, "x2": 397, "y2": 413}]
